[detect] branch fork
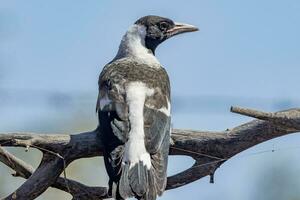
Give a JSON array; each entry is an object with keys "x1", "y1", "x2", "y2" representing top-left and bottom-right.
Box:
[{"x1": 1, "y1": 106, "x2": 300, "y2": 199}]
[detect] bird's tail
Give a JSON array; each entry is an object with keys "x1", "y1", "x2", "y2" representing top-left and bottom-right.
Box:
[
  {"x1": 117, "y1": 161, "x2": 157, "y2": 200},
  {"x1": 116, "y1": 137, "x2": 169, "y2": 200}
]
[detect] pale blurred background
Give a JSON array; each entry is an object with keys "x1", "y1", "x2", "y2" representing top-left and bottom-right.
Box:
[{"x1": 1, "y1": 1, "x2": 300, "y2": 199}]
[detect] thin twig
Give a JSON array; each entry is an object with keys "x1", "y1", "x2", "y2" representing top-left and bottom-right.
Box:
[{"x1": 171, "y1": 146, "x2": 225, "y2": 160}]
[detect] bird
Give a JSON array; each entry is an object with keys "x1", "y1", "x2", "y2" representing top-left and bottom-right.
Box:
[{"x1": 96, "y1": 15, "x2": 198, "y2": 200}]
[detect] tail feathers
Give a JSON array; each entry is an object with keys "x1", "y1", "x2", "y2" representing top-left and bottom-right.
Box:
[
  {"x1": 118, "y1": 162, "x2": 157, "y2": 200},
  {"x1": 119, "y1": 164, "x2": 135, "y2": 199},
  {"x1": 129, "y1": 162, "x2": 148, "y2": 196},
  {"x1": 114, "y1": 129, "x2": 170, "y2": 200},
  {"x1": 143, "y1": 169, "x2": 156, "y2": 200},
  {"x1": 116, "y1": 132, "x2": 170, "y2": 200}
]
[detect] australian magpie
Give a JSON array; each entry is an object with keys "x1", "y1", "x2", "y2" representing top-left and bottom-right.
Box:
[{"x1": 96, "y1": 15, "x2": 198, "y2": 200}]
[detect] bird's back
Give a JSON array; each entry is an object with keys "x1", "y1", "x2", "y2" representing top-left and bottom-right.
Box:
[
  {"x1": 99, "y1": 58, "x2": 170, "y2": 98},
  {"x1": 97, "y1": 58, "x2": 171, "y2": 200}
]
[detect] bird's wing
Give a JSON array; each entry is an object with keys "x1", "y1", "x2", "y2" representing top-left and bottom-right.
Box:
[
  {"x1": 143, "y1": 92, "x2": 171, "y2": 154},
  {"x1": 96, "y1": 60, "x2": 130, "y2": 193}
]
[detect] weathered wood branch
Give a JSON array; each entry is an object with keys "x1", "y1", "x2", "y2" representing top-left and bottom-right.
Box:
[
  {"x1": 1, "y1": 106, "x2": 300, "y2": 199},
  {"x1": 0, "y1": 147, "x2": 109, "y2": 200}
]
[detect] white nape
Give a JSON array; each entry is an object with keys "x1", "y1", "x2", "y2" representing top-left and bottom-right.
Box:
[
  {"x1": 123, "y1": 82, "x2": 154, "y2": 169},
  {"x1": 114, "y1": 24, "x2": 160, "y2": 67}
]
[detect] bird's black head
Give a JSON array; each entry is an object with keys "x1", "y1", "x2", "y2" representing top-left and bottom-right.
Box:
[{"x1": 135, "y1": 15, "x2": 198, "y2": 54}]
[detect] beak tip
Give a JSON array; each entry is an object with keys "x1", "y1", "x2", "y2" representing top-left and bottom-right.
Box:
[{"x1": 189, "y1": 25, "x2": 199, "y2": 32}]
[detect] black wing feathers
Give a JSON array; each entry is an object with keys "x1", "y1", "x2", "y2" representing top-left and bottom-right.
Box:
[{"x1": 144, "y1": 107, "x2": 171, "y2": 154}]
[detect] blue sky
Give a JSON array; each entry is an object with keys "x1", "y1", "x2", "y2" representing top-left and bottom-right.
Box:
[
  {"x1": 1, "y1": 0, "x2": 300, "y2": 98},
  {"x1": 1, "y1": 1, "x2": 300, "y2": 199}
]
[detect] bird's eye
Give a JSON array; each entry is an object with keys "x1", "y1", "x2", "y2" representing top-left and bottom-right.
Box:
[{"x1": 159, "y1": 22, "x2": 168, "y2": 31}]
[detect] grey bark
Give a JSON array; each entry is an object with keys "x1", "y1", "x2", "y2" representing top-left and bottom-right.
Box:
[{"x1": 0, "y1": 106, "x2": 300, "y2": 199}]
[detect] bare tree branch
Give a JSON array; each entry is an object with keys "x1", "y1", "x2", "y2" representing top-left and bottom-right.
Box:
[
  {"x1": 0, "y1": 106, "x2": 300, "y2": 199},
  {"x1": 0, "y1": 146, "x2": 109, "y2": 200}
]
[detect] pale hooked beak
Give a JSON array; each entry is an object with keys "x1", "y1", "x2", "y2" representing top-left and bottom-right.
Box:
[{"x1": 167, "y1": 22, "x2": 199, "y2": 37}]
